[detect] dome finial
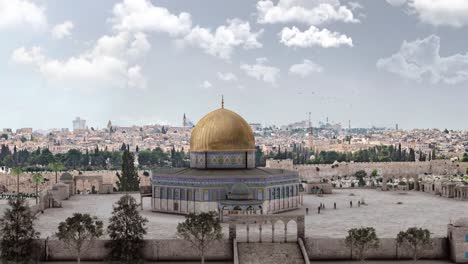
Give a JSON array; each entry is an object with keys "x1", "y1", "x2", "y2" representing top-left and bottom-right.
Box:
[{"x1": 221, "y1": 95, "x2": 224, "y2": 109}]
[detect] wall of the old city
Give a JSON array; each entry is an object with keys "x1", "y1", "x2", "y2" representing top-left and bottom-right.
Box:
[{"x1": 266, "y1": 159, "x2": 468, "y2": 180}]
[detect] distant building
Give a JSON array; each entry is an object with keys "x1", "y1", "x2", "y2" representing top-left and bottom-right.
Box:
[
  {"x1": 182, "y1": 113, "x2": 194, "y2": 127},
  {"x1": 73, "y1": 117, "x2": 86, "y2": 131},
  {"x1": 17, "y1": 128, "x2": 33, "y2": 134},
  {"x1": 249, "y1": 123, "x2": 262, "y2": 132}
]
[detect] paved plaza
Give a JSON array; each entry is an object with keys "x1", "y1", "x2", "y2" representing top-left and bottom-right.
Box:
[
  {"x1": 300, "y1": 189, "x2": 468, "y2": 238},
  {"x1": 1, "y1": 189, "x2": 466, "y2": 239}
]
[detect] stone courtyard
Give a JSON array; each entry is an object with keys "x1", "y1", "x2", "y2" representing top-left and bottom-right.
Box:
[
  {"x1": 300, "y1": 189, "x2": 468, "y2": 238},
  {"x1": 1, "y1": 189, "x2": 467, "y2": 239}
]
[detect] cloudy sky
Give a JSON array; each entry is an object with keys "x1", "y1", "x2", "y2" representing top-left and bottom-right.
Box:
[{"x1": 2, "y1": 0, "x2": 468, "y2": 130}]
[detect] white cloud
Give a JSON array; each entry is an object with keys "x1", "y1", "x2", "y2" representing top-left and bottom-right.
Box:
[
  {"x1": 184, "y1": 19, "x2": 263, "y2": 60},
  {"x1": 388, "y1": 0, "x2": 468, "y2": 27},
  {"x1": 111, "y1": 0, "x2": 192, "y2": 36},
  {"x1": 127, "y1": 32, "x2": 151, "y2": 59},
  {"x1": 200, "y1": 80, "x2": 213, "y2": 89},
  {"x1": 377, "y1": 35, "x2": 468, "y2": 85},
  {"x1": 127, "y1": 65, "x2": 147, "y2": 89},
  {"x1": 280, "y1": 26, "x2": 352, "y2": 48},
  {"x1": 11, "y1": 32, "x2": 150, "y2": 90},
  {"x1": 51, "y1": 21, "x2": 74, "y2": 39},
  {"x1": 0, "y1": 0, "x2": 47, "y2": 31},
  {"x1": 240, "y1": 58, "x2": 280, "y2": 85},
  {"x1": 256, "y1": 0, "x2": 358, "y2": 26},
  {"x1": 348, "y1": 2, "x2": 363, "y2": 11},
  {"x1": 217, "y1": 72, "x2": 238, "y2": 82},
  {"x1": 408, "y1": 0, "x2": 468, "y2": 27},
  {"x1": 289, "y1": 59, "x2": 323, "y2": 77},
  {"x1": 11, "y1": 46, "x2": 44, "y2": 65},
  {"x1": 386, "y1": 0, "x2": 407, "y2": 6}
]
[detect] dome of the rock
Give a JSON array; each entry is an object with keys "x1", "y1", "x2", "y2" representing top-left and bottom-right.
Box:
[{"x1": 190, "y1": 108, "x2": 255, "y2": 152}]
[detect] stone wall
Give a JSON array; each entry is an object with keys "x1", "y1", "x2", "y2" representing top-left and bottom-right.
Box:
[
  {"x1": 305, "y1": 237, "x2": 448, "y2": 260},
  {"x1": 40, "y1": 239, "x2": 232, "y2": 261},
  {"x1": 0, "y1": 170, "x2": 152, "y2": 194},
  {"x1": 35, "y1": 237, "x2": 449, "y2": 262},
  {"x1": 266, "y1": 159, "x2": 468, "y2": 181}
]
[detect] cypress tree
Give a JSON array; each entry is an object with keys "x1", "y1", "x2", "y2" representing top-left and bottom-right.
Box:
[
  {"x1": 0, "y1": 198, "x2": 40, "y2": 263},
  {"x1": 409, "y1": 148, "x2": 416, "y2": 162},
  {"x1": 116, "y1": 150, "x2": 140, "y2": 192},
  {"x1": 106, "y1": 195, "x2": 147, "y2": 263},
  {"x1": 397, "y1": 143, "x2": 402, "y2": 161}
]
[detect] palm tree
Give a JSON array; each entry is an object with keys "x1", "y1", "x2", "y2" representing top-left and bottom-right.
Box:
[
  {"x1": 32, "y1": 173, "x2": 44, "y2": 204},
  {"x1": 48, "y1": 162, "x2": 64, "y2": 184},
  {"x1": 11, "y1": 167, "x2": 23, "y2": 194}
]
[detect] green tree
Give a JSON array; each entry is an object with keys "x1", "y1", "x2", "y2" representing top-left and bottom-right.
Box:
[
  {"x1": 11, "y1": 167, "x2": 23, "y2": 194},
  {"x1": 409, "y1": 148, "x2": 416, "y2": 162},
  {"x1": 345, "y1": 227, "x2": 379, "y2": 262},
  {"x1": 116, "y1": 149, "x2": 140, "y2": 192},
  {"x1": 462, "y1": 153, "x2": 468, "y2": 162},
  {"x1": 106, "y1": 195, "x2": 148, "y2": 263},
  {"x1": 56, "y1": 213, "x2": 103, "y2": 264},
  {"x1": 31, "y1": 173, "x2": 44, "y2": 204},
  {"x1": 396, "y1": 227, "x2": 432, "y2": 261},
  {"x1": 354, "y1": 170, "x2": 367, "y2": 187},
  {"x1": 177, "y1": 211, "x2": 223, "y2": 264},
  {"x1": 48, "y1": 162, "x2": 65, "y2": 184},
  {"x1": 0, "y1": 198, "x2": 40, "y2": 263},
  {"x1": 64, "y1": 149, "x2": 82, "y2": 169}
]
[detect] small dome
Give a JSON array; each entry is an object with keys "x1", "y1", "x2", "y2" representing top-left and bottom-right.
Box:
[
  {"x1": 190, "y1": 108, "x2": 255, "y2": 152},
  {"x1": 229, "y1": 183, "x2": 250, "y2": 200},
  {"x1": 60, "y1": 172, "x2": 73, "y2": 181}
]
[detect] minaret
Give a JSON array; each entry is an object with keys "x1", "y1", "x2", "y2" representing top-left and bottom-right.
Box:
[
  {"x1": 308, "y1": 112, "x2": 314, "y2": 149},
  {"x1": 183, "y1": 113, "x2": 187, "y2": 127}
]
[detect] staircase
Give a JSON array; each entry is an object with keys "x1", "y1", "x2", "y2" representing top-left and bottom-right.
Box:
[{"x1": 237, "y1": 242, "x2": 305, "y2": 264}]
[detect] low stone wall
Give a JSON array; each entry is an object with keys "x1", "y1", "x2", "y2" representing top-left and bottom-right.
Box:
[
  {"x1": 34, "y1": 237, "x2": 450, "y2": 261},
  {"x1": 305, "y1": 237, "x2": 448, "y2": 260},
  {"x1": 40, "y1": 239, "x2": 233, "y2": 261}
]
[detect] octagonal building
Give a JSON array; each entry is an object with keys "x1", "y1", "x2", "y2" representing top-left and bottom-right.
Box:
[{"x1": 150, "y1": 102, "x2": 302, "y2": 217}]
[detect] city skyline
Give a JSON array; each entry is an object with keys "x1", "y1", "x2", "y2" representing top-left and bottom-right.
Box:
[{"x1": 2, "y1": 0, "x2": 468, "y2": 130}]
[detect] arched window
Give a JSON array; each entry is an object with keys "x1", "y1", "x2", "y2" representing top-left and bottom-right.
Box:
[{"x1": 187, "y1": 189, "x2": 192, "y2": 201}]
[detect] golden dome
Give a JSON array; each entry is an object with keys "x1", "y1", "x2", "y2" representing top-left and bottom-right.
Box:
[{"x1": 190, "y1": 108, "x2": 255, "y2": 152}]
